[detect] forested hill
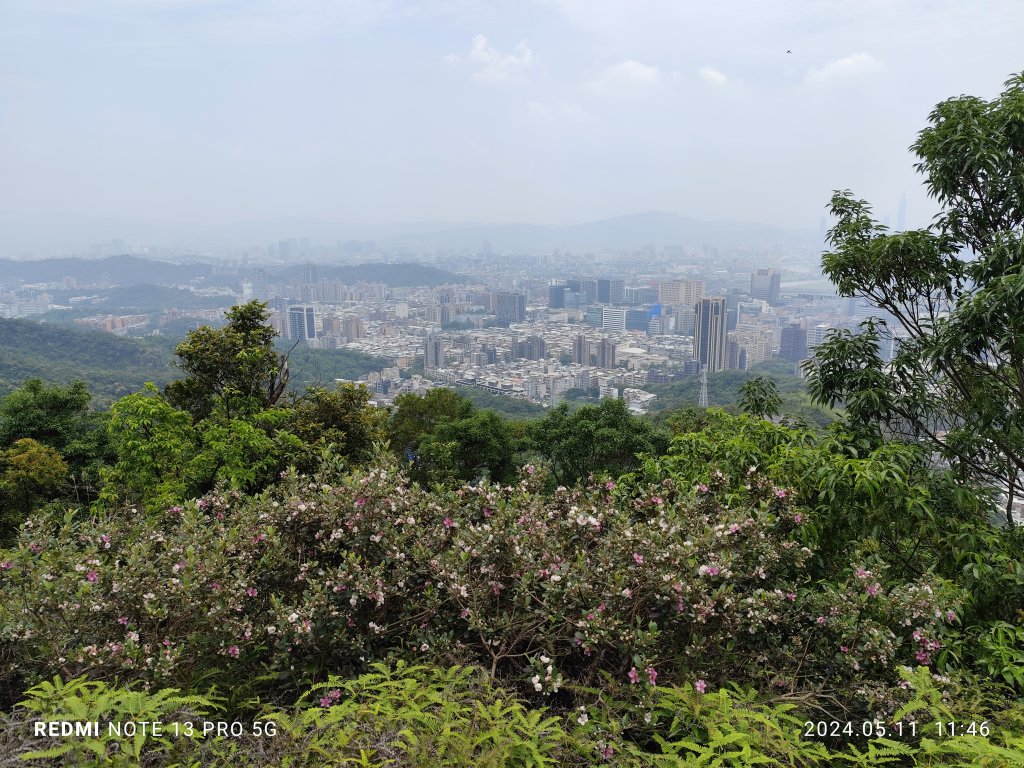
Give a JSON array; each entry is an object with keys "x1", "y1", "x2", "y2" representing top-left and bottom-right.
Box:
[
  {"x1": 0, "y1": 255, "x2": 214, "y2": 285},
  {"x1": 0, "y1": 317, "x2": 176, "y2": 401},
  {"x1": 0, "y1": 317, "x2": 388, "y2": 405}
]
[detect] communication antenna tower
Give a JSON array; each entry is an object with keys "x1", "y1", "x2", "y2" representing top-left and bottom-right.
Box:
[{"x1": 698, "y1": 365, "x2": 709, "y2": 408}]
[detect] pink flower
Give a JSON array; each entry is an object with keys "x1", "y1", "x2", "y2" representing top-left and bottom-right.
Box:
[
  {"x1": 601, "y1": 746, "x2": 614, "y2": 759},
  {"x1": 86, "y1": 570, "x2": 98, "y2": 583},
  {"x1": 211, "y1": 582, "x2": 222, "y2": 591},
  {"x1": 246, "y1": 587, "x2": 258, "y2": 597},
  {"x1": 647, "y1": 667, "x2": 658, "y2": 685},
  {"x1": 443, "y1": 517, "x2": 455, "y2": 529},
  {"x1": 774, "y1": 488, "x2": 788, "y2": 498},
  {"x1": 697, "y1": 484, "x2": 709, "y2": 493},
  {"x1": 786, "y1": 592, "x2": 796, "y2": 601},
  {"x1": 946, "y1": 610, "x2": 956, "y2": 622},
  {"x1": 525, "y1": 465, "x2": 536, "y2": 475},
  {"x1": 483, "y1": 507, "x2": 492, "y2": 517},
  {"x1": 29, "y1": 543, "x2": 42, "y2": 554},
  {"x1": 355, "y1": 497, "x2": 366, "y2": 507},
  {"x1": 0, "y1": 561, "x2": 12, "y2": 570},
  {"x1": 915, "y1": 651, "x2": 931, "y2": 664},
  {"x1": 840, "y1": 645, "x2": 848, "y2": 653},
  {"x1": 227, "y1": 645, "x2": 239, "y2": 657},
  {"x1": 628, "y1": 667, "x2": 640, "y2": 685},
  {"x1": 319, "y1": 696, "x2": 332, "y2": 707},
  {"x1": 855, "y1": 567, "x2": 869, "y2": 579},
  {"x1": 728, "y1": 523, "x2": 741, "y2": 534},
  {"x1": 632, "y1": 553, "x2": 644, "y2": 565},
  {"x1": 605, "y1": 481, "x2": 615, "y2": 490},
  {"x1": 816, "y1": 616, "x2": 826, "y2": 626},
  {"x1": 117, "y1": 616, "x2": 129, "y2": 625},
  {"x1": 694, "y1": 679, "x2": 707, "y2": 693},
  {"x1": 252, "y1": 534, "x2": 266, "y2": 543},
  {"x1": 792, "y1": 513, "x2": 803, "y2": 524},
  {"x1": 866, "y1": 584, "x2": 880, "y2": 597},
  {"x1": 651, "y1": 496, "x2": 663, "y2": 506}
]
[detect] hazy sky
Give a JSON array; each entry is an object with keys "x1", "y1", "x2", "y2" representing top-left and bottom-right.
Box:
[{"x1": 2, "y1": 0, "x2": 1023, "y2": 244}]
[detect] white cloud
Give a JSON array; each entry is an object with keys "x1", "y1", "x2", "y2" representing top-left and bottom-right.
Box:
[
  {"x1": 804, "y1": 52, "x2": 881, "y2": 83},
  {"x1": 698, "y1": 66, "x2": 728, "y2": 86},
  {"x1": 455, "y1": 34, "x2": 537, "y2": 84},
  {"x1": 586, "y1": 59, "x2": 660, "y2": 92}
]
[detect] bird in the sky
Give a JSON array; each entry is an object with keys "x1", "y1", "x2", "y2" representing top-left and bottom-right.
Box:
[{"x1": 786, "y1": 50, "x2": 792, "y2": 54}]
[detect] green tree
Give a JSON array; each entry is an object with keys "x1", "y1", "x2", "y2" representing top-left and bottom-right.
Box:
[
  {"x1": 430, "y1": 409, "x2": 518, "y2": 484},
  {"x1": 0, "y1": 379, "x2": 110, "y2": 491},
  {"x1": 804, "y1": 73, "x2": 1024, "y2": 524},
  {"x1": 528, "y1": 398, "x2": 669, "y2": 484},
  {"x1": 163, "y1": 301, "x2": 289, "y2": 422},
  {"x1": 287, "y1": 383, "x2": 388, "y2": 471},
  {"x1": 738, "y1": 376, "x2": 782, "y2": 420},
  {"x1": 388, "y1": 389, "x2": 473, "y2": 458},
  {"x1": 0, "y1": 438, "x2": 68, "y2": 541}
]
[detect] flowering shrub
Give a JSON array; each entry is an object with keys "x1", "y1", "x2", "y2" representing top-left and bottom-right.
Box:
[{"x1": 0, "y1": 452, "x2": 960, "y2": 719}]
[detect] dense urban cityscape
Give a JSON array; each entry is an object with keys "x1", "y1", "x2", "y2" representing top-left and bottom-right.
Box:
[{"x1": 1, "y1": 238, "x2": 903, "y2": 415}]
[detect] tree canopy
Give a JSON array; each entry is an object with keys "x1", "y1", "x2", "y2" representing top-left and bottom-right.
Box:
[{"x1": 804, "y1": 73, "x2": 1024, "y2": 524}]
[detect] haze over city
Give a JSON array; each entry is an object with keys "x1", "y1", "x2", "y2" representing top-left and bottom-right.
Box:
[{"x1": 2, "y1": 0, "x2": 1023, "y2": 253}]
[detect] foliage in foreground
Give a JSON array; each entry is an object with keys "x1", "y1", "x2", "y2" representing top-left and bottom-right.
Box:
[{"x1": 3, "y1": 664, "x2": 1024, "y2": 767}]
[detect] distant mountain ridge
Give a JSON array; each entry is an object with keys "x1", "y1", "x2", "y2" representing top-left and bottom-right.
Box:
[
  {"x1": 377, "y1": 212, "x2": 815, "y2": 251},
  {"x1": 1, "y1": 212, "x2": 815, "y2": 255}
]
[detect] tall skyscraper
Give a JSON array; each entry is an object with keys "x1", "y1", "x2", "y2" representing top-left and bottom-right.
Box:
[
  {"x1": 750, "y1": 269, "x2": 781, "y2": 306},
  {"x1": 495, "y1": 292, "x2": 526, "y2": 325},
  {"x1": 343, "y1": 316, "x2": 364, "y2": 340},
  {"x1": 595, "y1": 338, "x2": 616, "y2": 369},
  {"x1": 301, "y1": 262, "x2": 319, "y2": 285},
  {"x1": 779, "y1": 324, "x2": 808, "y2": 363},
  {"x1": 526, "y1": 335, "x2": 547, "y2": 361},
  {"x1": 695, "y1": 297, "x2": 727, "y2": 372},
  {"x1": 658, "y1": 279, "x2": 704, "y2": 307},
  {"x1": 424, "y1": 335, "x2": 444, "y2": 369},
  {"x1": 287, "y1": 305, "x2": 316, "y2": 341},
  {"x1": 548, "y1": 284, "x2": 566, "y2": 309},
  {"x1": 572, "y1": 334, "x2": 591, "y2": 365}
]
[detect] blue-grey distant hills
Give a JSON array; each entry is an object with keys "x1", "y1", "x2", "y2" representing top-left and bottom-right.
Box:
[
  {"x1": 376, "y1": 212, "x2": 816, "y2": 251},
  {"x1": 1, "y1": 212, "x2": 815, "y2": 256}
]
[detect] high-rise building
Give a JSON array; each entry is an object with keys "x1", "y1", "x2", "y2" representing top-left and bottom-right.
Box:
[
  {"x1": 658, "y1": 279, "x2": 704, "y2": 307},
  {"x1": 495, "y1": 292, "x2": 526, "y2": 325},
  {"x1": 608, "y1": 279, "x2": 625, "y2": 304},
  {"x1": 580, "y1": 279, "x2": 598, "y2": 304},
  {"x1": 595, "y1": 337, "x2": 616, "y2": 369},
  {"x1": 322, "y1": 315, "x2": 342, "y2": 336},
  {"x1": 343, "y1": 316, "x2": 364, "y2": 340},
  {"x1": 548, "y1": 284, "x2": 566, "y2": 309},
  {"x1": 301, "y1": 262, "x2": 319, "y2": 285},
  {"x1": 596, "y1": 278, "x2": 624, "y2": 304},
  {"x1": 779, "y1": 323, "x2": 808, "y2": 363},
  {"x1": 424, "y1": 335, "x2": 444, "y2": 369},
  {"x1": 602, "y1": 307, "x2": 627, "y2": 332},
  {"x1": 695, "y1": 297, "x2": 727, "y2": 372},
  {"x1": 288, "y1": 305, "x2": 316, "y2": 341},
  {"x1": 572, "y1": 334, "x2": 591, "y2": 366},
  {"x1": 750, "y1": 268, "x2": 781, "y2": 306},
  {"x1": 526, "y1": 335, "x2": 547, "y2": 361}
]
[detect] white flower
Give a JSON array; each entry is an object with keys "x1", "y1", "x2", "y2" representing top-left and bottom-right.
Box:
[
  {"x1": 267, "y1": 625, "x2": 277, "y2": 634},
  {"x1": 288, "y1": 613, "x2": 299, "y2": 623},
  {"x1": 577, "y1": 713, "x2": 589, "y2": 725}
]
